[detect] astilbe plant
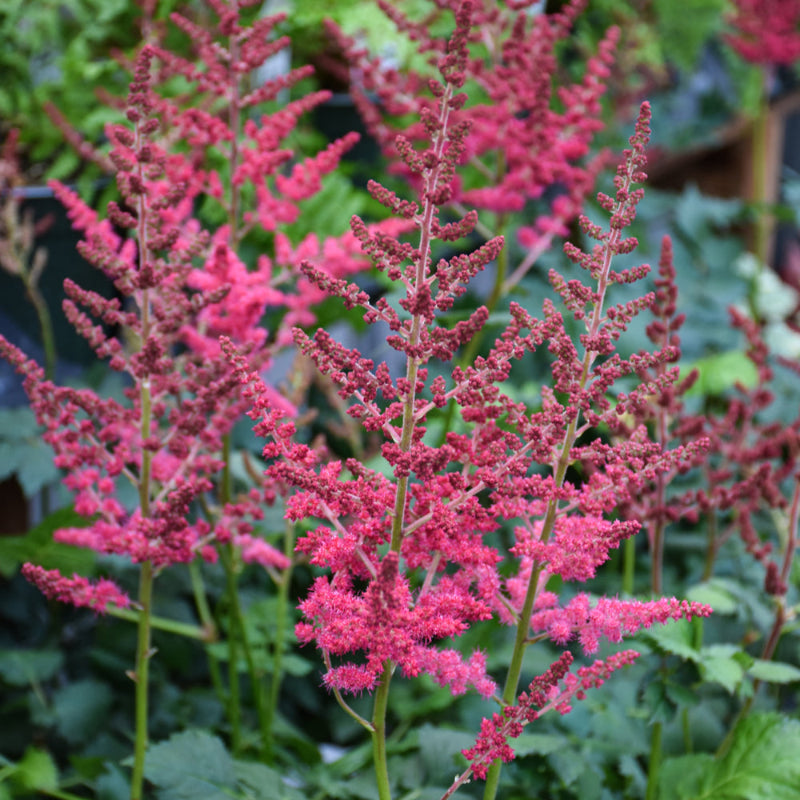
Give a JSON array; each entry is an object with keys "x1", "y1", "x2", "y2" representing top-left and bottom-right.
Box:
[
  {"x1": 0, "y1": 0, "x2": 393, "y2": 794},
  {"x1": 225, "y1": 4, "x2": 710, "y2": 799},
  {"x1": 325, "y1": 0, "x2": 617, "y2": 347}
]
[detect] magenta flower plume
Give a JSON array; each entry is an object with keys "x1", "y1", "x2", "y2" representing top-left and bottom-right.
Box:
[
  {"x1": 229, "y1": 7, "x2": 711, "y2": 741},
  {"x1": 458, "y1": 649, "x2": 639, "y2": 784},
  {"x1": 725, "y1": 0, "x2": 800, "y2": 65},
  {"x1": 21, "y1": 564, "x2": 130, "y2": 614},
  {"x1": 326, "y1": 0, "x2": 617, "y2": 282}
]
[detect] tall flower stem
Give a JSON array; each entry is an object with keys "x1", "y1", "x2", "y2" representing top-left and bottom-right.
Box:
[
  {"x1": 644, "y1": 720, "x2": 663, "y2": 800},
  {"x1": 371, "y1": 663, "x2": 395, "y2": 800},
  {"x1": 130, "y1": 108, "x2": 155, "y2": 797},
  {"x1": 263, "y1": 520, "x2": 296, "y2": 761},
  {"x1": 371, "y1": 76, "x2": 458, "y2": 798},
  {"x1": 130, "y1": 559, "x2": 154, "y2": 800},
  {"x1": 483, "y1": 113, "x2": 647, "y2": 799},
  {"x1": 747, "y1": 68, "x2": 773, "y2": 320},
  {"x1": 188, "y1": 560, "x2": 226, "y2": 703}
]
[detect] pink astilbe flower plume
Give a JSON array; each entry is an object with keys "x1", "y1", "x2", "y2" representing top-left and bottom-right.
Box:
[
  {"x1": 725, "y1": 0, "x2": 800, "y2": 65},
  {"x1": 326, "y1": 0, "x2": 618, "y2": 289},
  {"x1": 21, "y1": 565, "x2": 131, "y2": 614},
  {"x1": 229, "y1": 14, "x2": 711, "y2": 795},
  {"x1": 2, "y1": 0, "x2": 391, "y2": 615}
]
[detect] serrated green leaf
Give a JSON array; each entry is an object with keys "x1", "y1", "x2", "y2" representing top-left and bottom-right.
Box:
[
  {"x1": 416, "y1": 724, "x2": 475, "y2": 776},
  {"x1": 281, "y1": 653, "x2": 313, "y2": 677},
  {"x1": 698, "y1": 645, "x2": 745, "y2": 693},
  {"x1": 658, "y1": 753, "x2": 715, "y2": 800},
  {"x1": 145, "y1": 730, "x2": 235, "y2": 800},
  {"x1": 640, "y1": 619, "x2": 699, "y2": 661},
  {"x1": 0, "y1": 407, "x2": 39, "y2": 439},
  {"x1": 659, "y1": 713, "x2": 800, "y2": 800},
  {"x1": 747, "y1": 660, "x2": 800, "y2": 684},
  {"x1": 512, "y1": 732, "x2": 565, "y2": 757},
  {"x1": 686, "y1": 580, "x2": 740, "y2": 615},
  {"x1": 0, "y1": 648, "x2": 63, "y2": 686},
  {"x1": 233, "y1": 761, "x2": 306, "y2": 800}
]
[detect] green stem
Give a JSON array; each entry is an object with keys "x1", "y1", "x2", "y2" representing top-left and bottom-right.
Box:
[
  {"x1": 751, "y1": 71, "x2": 771, "y2": 270},
  {"x1": 748, "y1": 68, "x2": 771, "y2": 320},
  {"x1": 622, "y1": 535, "x2": 636, "y2": 595},
  {"x1": 682, "y1": 706, "x2": 693, "y2": 753},
  {"x1": 188, "y1": 559, "x2": 226, "y2": 703},
  {"x1": 263, "y1": 521, "x2": 297, "y2": 761},
  {"x1": 107, "y1": 605, "x2": 212, "y2": 640},
  {"x1": 221, "y1": 540, "x2": 271, "y2": 758},
  {"x1": 371, "y1": 664, "x2": 394, "y2": 800},
  {"x1": 130, "y1": 560, "x2": 154, "y2": 800},
  {"x1": 36, "y1": 789, "x2": 88, "y2": 800},
  {"x1": 221, "y1": 543, "x2": 243, "y2": 754},
  {"x1": 130, "y1": 160, "x2": 153, "y2": 800},
  {"x1": 484, "y1": 147, "x2": 638, "y2": 800},
  {"x1": 24, "y1": 276, "x2": 57, "y2": 382},
  {"x1": 644, "y1": 721, "x2": 663, "y2": 800},
  {"x1": 483, "y1": 432, "x2": 575, "y2": 800}
]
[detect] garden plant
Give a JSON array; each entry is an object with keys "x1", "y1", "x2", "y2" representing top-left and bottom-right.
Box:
[{"x1": 1, "y1": 1, "x2": 799, "y2": 800}]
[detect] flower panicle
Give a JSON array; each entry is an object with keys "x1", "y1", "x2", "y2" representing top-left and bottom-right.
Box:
[
  {"x1": 461, "y1": 649, "x2": 640, "y2": 781},
  {"x1": 21, "y1": 564, "x2": 130, "y2": 614}
]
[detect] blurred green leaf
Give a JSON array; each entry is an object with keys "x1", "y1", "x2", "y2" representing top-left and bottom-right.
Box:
[
  {"x1": 51, "y1": 679, "x2": 114, "y2": 745},
  {"x1": 651, "y1": 0, "x2": 727, "y2": 73},
  {"x1": 683, "y1": 350, "x2": 759, "y2": 397},
  {"x1": 145, "y1": 730, "x2": 235, "y2": 800},
  {"x1": 0, "y1": 505, "x2": 95, "y2": 577},
  {"x1": 0, "y1": 407, "x2": 60, "y2": 495},
  {"x1": 747, "y1": 660, "x2": 800, "y2": 684},
  {"x1": 658, "y1": 713, "x2": 800, "y2": 799},
  {"x1": 0, "y1": 648, "x2": 63, "y2": 687},
  {"x1": 686, "y1": 579, "x2": 741, "y2": 615},
  {"x1": 15, "y1": 747, "x2": 58, "y2": 792},
  {"x1": 234, "y1": 761, "x2": 306, "y2": 800}
]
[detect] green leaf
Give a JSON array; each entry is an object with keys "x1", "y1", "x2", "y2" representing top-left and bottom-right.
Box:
[
  {"x1": 747, "y1": 660, "x2": 800, "y2": 684},
  {"x1": 0, "y1": 505, "x2": 96, "y2": 577},
  {"x1": 0, "y1": 648, "x2": 63, "y2": 686},
  {"x1": 145, "y1": 730, "x2": 235, "y2": 800},
  {"x1": 233, "y1": 761, "x2": 306, "y2": 800},
  {"x1": 658, "y1": 754, "x2": 715, "y2": 800},
  {"x1": 698, "y1": 644, "x2": 745, "y2": 694},
  {"x1": 416, "y1": 724, "x2": 475, "y2": 776},
  {"x1": 0, "y1": 407, "x2": 60, "y2": 495},
  {"x1": 15, "y1": 747, "x2": 58, "y2": 792},
  {"x1": 640, "y1": 619, "x2": 699, "y2": 662},
  {"x1": 651, "y1": 0, "x2": 727, "y2": 73},
  {"x1": 51, "y1": 679, "x2": 113, "y2": 744},
  {"x1": 684, "y1": 350, "x2": 759, "y2": 398},
  {"x1": 659, "y1": 713, "x2": 800, "y2": 800},
  {"x1": 686, "y1": 579, "x2": 740, "y2": 615},
  {"x1": 512, "y1": 733, "x2": 566, "y2": 757}
]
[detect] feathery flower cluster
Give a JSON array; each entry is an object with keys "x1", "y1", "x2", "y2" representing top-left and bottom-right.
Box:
[
  {"x1": 326, "y1": 0, "x2": 616, "y2": 277},
  {"x1": 460, "y1": 649, "x2": 639, "y2": 781},
  {"x1": 725, "y1": 0, "x2": 800, "y2": 65},
  {"x1": 233, "y1": 5, "x2": 711, "y2": 740},
  {"x1": 21, "y1": 564, "x2": 131, "y2": 614},
  {"x1": 2, "y1": 0, "x2": 380, "y2": 604}
]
